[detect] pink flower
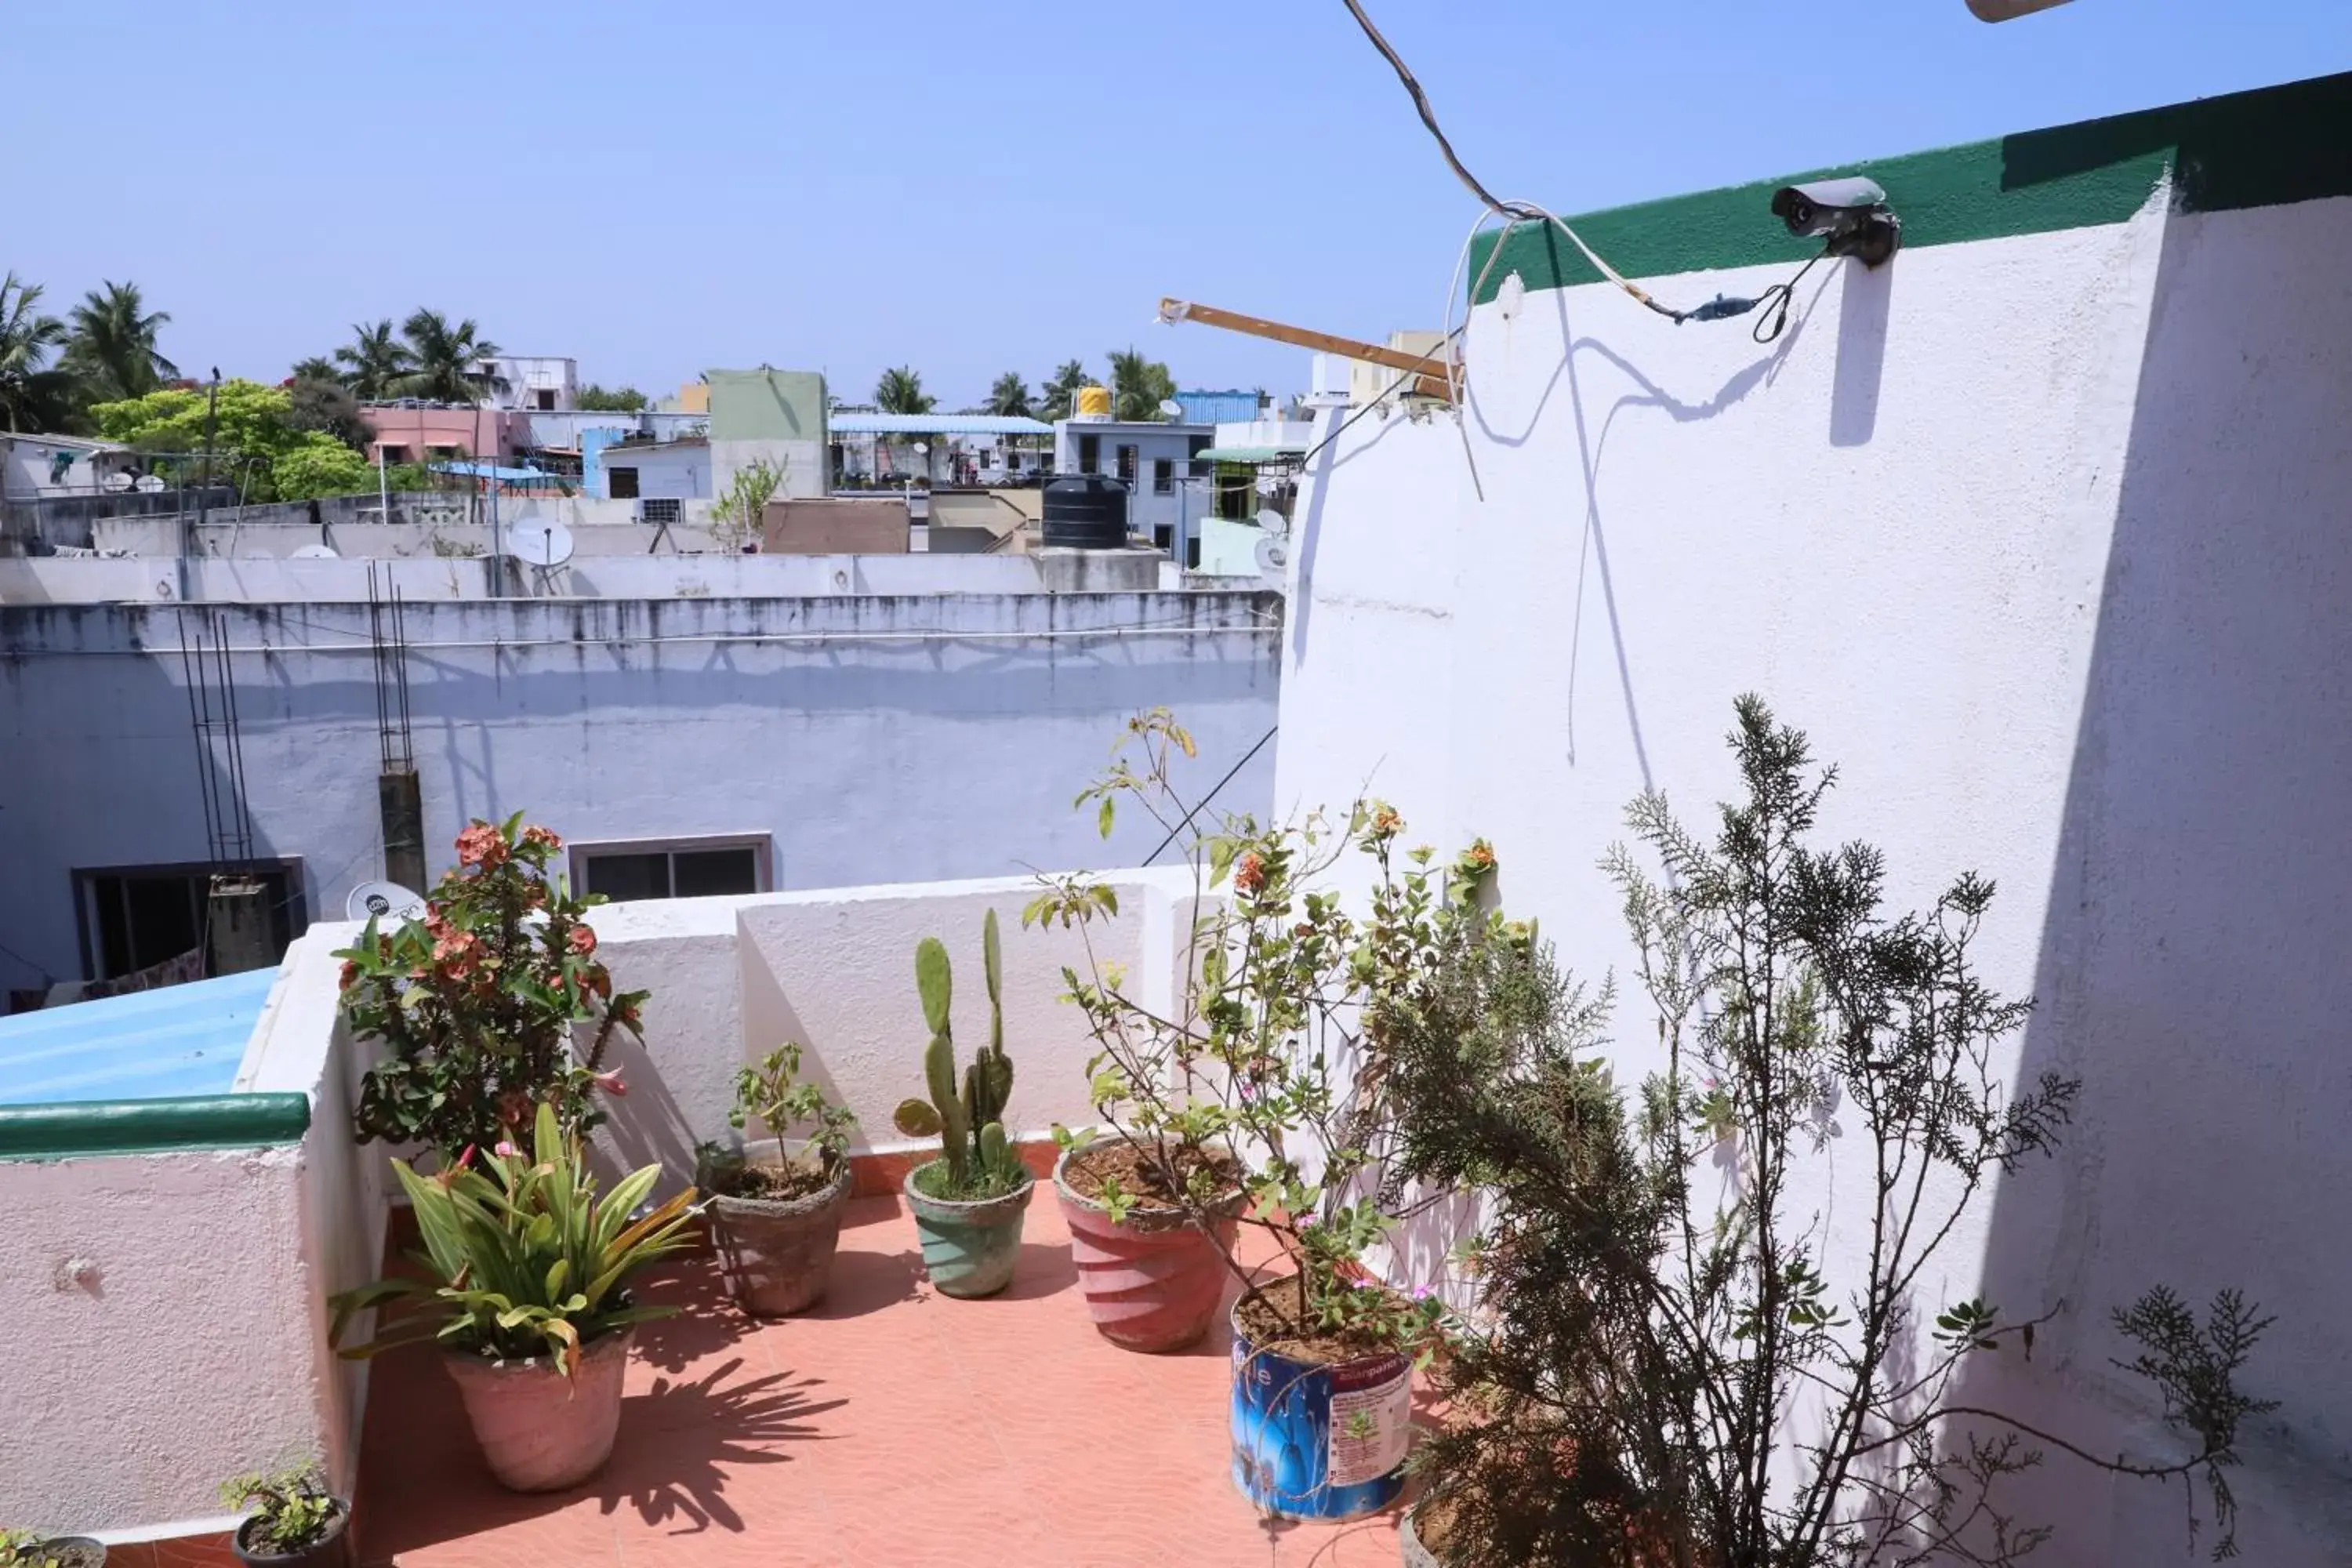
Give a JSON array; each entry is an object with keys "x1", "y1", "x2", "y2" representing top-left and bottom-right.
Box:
[
  {"x1": 493, "y1": 1140, "x2": 519, "y2": 1158},
  {"x1": 521, "y1": 825, "x2": 563, "y2": 850},
  {"x1": 593, "y1": 1070, "x2": 629, "y2": 1098},
  {"x1": 566, "y1": 925, "x2": 597, "y2": 956},
  {"x1": 454, "y1": 822, "x2": 506, "y2": 869}
]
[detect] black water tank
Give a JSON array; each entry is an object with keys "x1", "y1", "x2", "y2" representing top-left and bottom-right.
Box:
[{"x1": 1041, "y1": 474, "x2": 1131, "y2": 549}]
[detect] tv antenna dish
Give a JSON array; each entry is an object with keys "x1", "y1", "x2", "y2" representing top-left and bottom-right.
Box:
[
  {"x1": 290, "y1": 543, "x2": 339, "y2": 560},
  {"x1": 347, "y1": 880, "x2": 426, "y2": 924},
  {"x1": 1254, "y1": 535, "x2": 1290, "y2": 582},
  {"x1": 103, "y1": 471, "x2": 134, "y2": 492},
  {"x1": 506, "y1": 518, "x2": 575, "y2": 568},
  {"x1": 134, "y1": 474, "x2": 166, "y2": 493},
  {"x1": 1156, "y1": 398, "x2": 1184, "y2": 420},
  {"x1": 1254, "y1": 508, "x2": 1290, "y2": 538}
]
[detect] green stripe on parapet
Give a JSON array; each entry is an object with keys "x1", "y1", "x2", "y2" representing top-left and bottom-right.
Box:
[
  {"x1": 1472, "y1": 69, "x2": 2352, "y2": 303},
  {"x1": 0, "y1": 1094, "x2": 311, "y2": 1160}
]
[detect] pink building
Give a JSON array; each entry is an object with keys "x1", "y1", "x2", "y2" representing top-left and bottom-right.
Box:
[{"x1": 361, "y1": 405, "x2": 524, "y2": 464}]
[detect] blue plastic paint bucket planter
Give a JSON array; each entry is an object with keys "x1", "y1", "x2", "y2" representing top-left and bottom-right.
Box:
[{"x1": 1229, "y1": 1303, "x2": 1414, "y2": 1521}]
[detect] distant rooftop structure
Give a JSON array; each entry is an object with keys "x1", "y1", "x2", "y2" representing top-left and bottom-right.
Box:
[
  {"x1": 1173, "y1": 390, "x2": 1263, "y2": 425},
  {"x1": 829, "y1": 413, "x2": 1052, "y2": 437}
]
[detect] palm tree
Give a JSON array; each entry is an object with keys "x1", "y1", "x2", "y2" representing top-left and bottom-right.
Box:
[
  {"x1": 873, "y1": 366, "x2": 935, "y2": 416},
  {"x1": 1106, "y1": 347, "x2": 1177, "y2": 423},
  {"x1": 1040, "y1": 358, "x2": 1091, "y2": 422},
  {"x1": 0, "y1": 272, "x2": 71, "y2": 432},
  {"x1": 65, "y1": 281, "x2": 176, "y2": 402},
  {"x1": 291, "y1": 355, "x2": 341, "y2": 384},
  {"x1": 984, "y1": 372, "x2": 1034, "y2": 419},
  {"x1": 397, "y1": 309, "x2": 500, "y2": 404},
  {"x1": 334, "y1": 320, "x2": 413, "y2": 400}
]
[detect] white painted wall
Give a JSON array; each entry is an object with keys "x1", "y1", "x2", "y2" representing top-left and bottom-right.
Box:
[
  {"x1": 1277, "y1": 189, "x2": 2352, "y2": 1560},
  {"x1": 0, "y1": 592, "x2": 1279, "y2": 995}
]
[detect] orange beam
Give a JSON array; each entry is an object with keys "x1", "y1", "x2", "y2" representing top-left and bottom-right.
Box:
[{"x1": 1156, "y1": 298, "x2": 1452, "y2": 401}]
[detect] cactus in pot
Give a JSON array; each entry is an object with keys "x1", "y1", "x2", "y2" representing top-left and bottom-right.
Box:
[
  {"x1": 893, "y1": 910, "x2": 1034, "y2": 1297},
  {"x1": 894, "y1": 909, "x2": 1025, "y2": 1197}
]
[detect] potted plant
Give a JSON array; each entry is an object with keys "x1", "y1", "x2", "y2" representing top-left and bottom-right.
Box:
[
  {"x1": 890, "y1": 913, "x2": 1033, "y2": 1298},
  {"x1": 0, "y1": 1532, "x2": 102, "y2": 1568},
  {"x1": 328, "y1": 1102, "x2": 699, "y2": 1492},
  {"x1": 699, "y1": 1042, "x2": 859, "y2": 1316},
  {"x1": 1377, "y1": 699, "x2": 2277, "y2": 1566},
  {"x1": 339, "y1": 815, "x2": 648, "y2": 1160},
  {"x1": 1029, "y1": 710, "x2": 1477, "y2": 1520},
  {"x1": 220, "y1": 1465, "x2": 350, "y2": 1568}
]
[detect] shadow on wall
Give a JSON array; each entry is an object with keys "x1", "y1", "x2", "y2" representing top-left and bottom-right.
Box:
[{"x1": 1958, "y1": 197, "x2": 2352, "y2": 1559}]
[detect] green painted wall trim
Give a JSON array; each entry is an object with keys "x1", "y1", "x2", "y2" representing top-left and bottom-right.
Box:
[
  {"x1": 0, "y1": 1093, "x2": 310, "y2": 1161},
  {"x1": 1472, "y1": 69, "x2": 2352, "y2": 303}
]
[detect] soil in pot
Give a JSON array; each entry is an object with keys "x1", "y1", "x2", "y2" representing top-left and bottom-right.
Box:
[
  {"x1": 1230, "y1": 1282, "x2": 1417, "y2": 1523},
  {"x1": 1399, "y1": 1492, "x2": 1460, "y2": 1568},
  {"x1": 706, "y1": 1149, "x2": 853, "y2": 1316},
  {"x1": 27, "y1": 1542, "x2": 103, "y2": 1568},
  {"x1": 1055, "y1": 1142, "x2": 1245, "y2": 1353},
  {"x1": 445, "y1": 1326, "x2": 633, "y2": 1492},
  {"x1": 905, "y1": 1160, "x2": 1033, "y2": 1299},
  {"x1": 232, "y1": 1502, "x2": 353, "y2": 1568}
]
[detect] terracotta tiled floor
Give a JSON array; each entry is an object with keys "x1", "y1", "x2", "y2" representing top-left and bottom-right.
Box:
[{"x1": 355, "y1": 1193, "x2": 1411, "y2": 1567}]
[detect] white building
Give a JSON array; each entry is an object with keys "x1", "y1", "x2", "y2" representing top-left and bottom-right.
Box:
[
  {"x1": 1275, "y1": 73, "x2": 2352, "y2": 1566},
  {"x1": 598, "y1": 434, "x2": 711, "y2": 513},
  {"x1": 1, "y1": 432, "x2": 136, "y2": 500},
  {"x1": 473, "y1": 355, "x2": 579, "y2": 412},
  {"x1": 1051, "y1": 415, "x2": 1216, "y2": 557}
]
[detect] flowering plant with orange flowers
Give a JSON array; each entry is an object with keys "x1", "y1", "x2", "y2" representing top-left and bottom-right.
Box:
[{"x1": 340, "y1": 813, "x2": 648, "y2": 1158}]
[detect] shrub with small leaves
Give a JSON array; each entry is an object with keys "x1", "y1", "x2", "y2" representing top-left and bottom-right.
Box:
[
  {"x1": 339, "y1": 813, "x2": 648, "y2": 1157},
  {"x1": 220, "y1": 1465, "x2": 340, "y2": 1555},
  {"x1": 710, "y1": 1041, "x2": 858, "y2": 1200}
]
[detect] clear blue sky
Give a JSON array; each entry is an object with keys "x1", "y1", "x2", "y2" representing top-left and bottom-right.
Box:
[{"x1": 8, "y1": 2, "x2": 2346, "y2": 408}]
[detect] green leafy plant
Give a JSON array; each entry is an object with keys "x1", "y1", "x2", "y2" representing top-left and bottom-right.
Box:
[
  {"x1": 710, "y1": 456, "x2": 785, "y2": 550},
  {"x1": 1025, "y1": 708, "x2": 1481, "y2": 1354},
  {"x1": 0, "y1": 1530, "x2": 74, "y2": 1568},
  {"x1": 339, "y1": 814, "x2": 648, "y2": 1158},
  {"x1": 707, "y1": 1041, "x2": 858, "y2": 1200},
  {"x1": 220, "y1": 1465, "x2": 339, "y2": 1555},
  {"x1": 1385, "y1": 696, "x2": 2275, "y2": 1566},
  {"x1": 328, "y1": 1102, "x2": 698, "y2": 1376},
  {"x1": 891, "y1": 913, "x2": 1025, "y2": 1199}
]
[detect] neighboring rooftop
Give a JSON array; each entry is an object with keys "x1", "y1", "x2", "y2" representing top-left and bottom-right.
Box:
[
  {"x1": 829, "y1": 413, "x2": 1051, "y2": 437},
  {"x1": 0, "y1": 967, "x2": 275, "y2": 1106}
]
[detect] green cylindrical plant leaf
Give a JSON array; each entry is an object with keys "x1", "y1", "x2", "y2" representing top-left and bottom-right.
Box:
[
  {"x1": 916, "y1": 936, "x2": 953, "y2": 1036},
  {"x1": 978, "y1": 1120, "x2": 1015, "y2": 1184}
]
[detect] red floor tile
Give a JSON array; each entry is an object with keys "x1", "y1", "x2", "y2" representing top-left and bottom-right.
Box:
[{"x1": 358, "y1": 1195, "x2": 1410, "y2": 1567}]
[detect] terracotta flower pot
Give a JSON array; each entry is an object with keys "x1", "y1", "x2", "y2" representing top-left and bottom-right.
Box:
[
  {"x1": 1054, "y1": 1145, "x2": 1243, "y2": 1352},
  {"x1": 444, "y1": 1327, "x2": 633, "y2": 1491},
  {"x1": 231, "y1": 1502, "x2": 354, "y2": 1568},
  {"x1": 904, "y1": 1162, "x2": 1033, "y2": 1298},
  {"x1": 707, "y1": 1152, "x2": 854, "y2": 1316},
  {"x1": 27, "y1": 1541, "x2": 103, "y2": 1568}
]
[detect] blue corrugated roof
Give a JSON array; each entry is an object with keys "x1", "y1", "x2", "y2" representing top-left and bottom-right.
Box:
[
  {"x1": 0, "y1": 968, "x2": 278, "y2": 1106},
  {"x1": 829, "y1": 412, "x2": 1052, "y2": 435}
]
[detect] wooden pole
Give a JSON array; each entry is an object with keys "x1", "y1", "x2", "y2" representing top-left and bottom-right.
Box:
[{"x1": 1156, "y1": 299, "x2": 1453, "y2": 401}]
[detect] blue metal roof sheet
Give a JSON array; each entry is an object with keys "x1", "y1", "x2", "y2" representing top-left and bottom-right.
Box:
[
  {"x1": 828, "y1": 413, "x2": 1053, "y2": 435},
  {"x1": 0, "y1": 968, "x2": 278, "y2": 1106}
]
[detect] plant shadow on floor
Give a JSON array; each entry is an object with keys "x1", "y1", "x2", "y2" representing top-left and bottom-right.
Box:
[{"x1": 591, "y1": 1357, "x2": 848, "y2": 1535}]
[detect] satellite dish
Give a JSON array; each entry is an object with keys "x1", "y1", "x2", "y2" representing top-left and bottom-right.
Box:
[
  {"x1": 134, "y1": 474, "x2": 166, "y2": 493},
  {"x1": 1254, "y1": 508, "x2": 1290, "y2": 538},
  {"x1": 1254, "y1": 535, "x2": 1290, "y2": 582},
  {"x1": 1254, "y1": 475, "x2": 1280, "y2": 497},
  {"x1": 347, "y1": 880, "x2": 426, "y2": 924},
  {"x1": 103, "y1": 471, "x2": 134, "y2": 492},
  {"x1": 290, "y1": 543, "x2": 339, "y2": 560},
  {"x1": 1157, "y1": 398, "x2": 1184, "y2": 420},
  {"x1": 911, "y1": 441, "x2": 930, "y2": 456},
  {"x1": 506, "y1": 518, "x2": 575, "y2": 568}
]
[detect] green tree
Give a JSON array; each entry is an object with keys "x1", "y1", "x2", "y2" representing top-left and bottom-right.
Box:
[
  {"x1": 575, "y1": 383, "x2": 647, "y2": 412},
  {"x1": 710, "y1": 456, "x2": 786, "y2": 550},
  {"x1": 873, "y1": 365, "x2": 935, "y2": 416},
  {"x1": 89, "y1": 379, "x2": 317, "y2": 500},
  {"x1": 335, "y1": 319, "x2": 413, "y2": 401},
  {"x1": 288, "y1": 376, "x2": 370, "y2": 451},
  {"x1": 1040, "y1": 358, "x2": 1091, "y2": 422},
  {"x1": 397, "y1": 310, "x2": 500, "y2": 404},
  {"x1": 1106, "y1": 347, "x2": 1176, "y2": 422},
  {"x1": 984, "y1": 372, "x2": 1034, "y2": 419},
  {"x1": 290, "y1": 354, "x2": 342, "y2": 384},
  {"x1": 0, "y1": 272, "x2": 73, "y2": 432},
  {"x1": 271, "y1": 433, "x2": 377, "y2": 499},
  {"x1": 64, "y1": 281, "x2": 177, "y2": 401}
]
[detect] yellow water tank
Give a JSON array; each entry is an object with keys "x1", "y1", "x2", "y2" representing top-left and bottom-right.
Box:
[{"x1": 1075, "y1": 384, "x2": 1112, "y2": 419}]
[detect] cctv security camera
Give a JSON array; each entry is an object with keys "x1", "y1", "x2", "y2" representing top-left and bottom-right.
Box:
[{"x1": 1770, "y1": 178, "x2": 1901, "y2": 267}]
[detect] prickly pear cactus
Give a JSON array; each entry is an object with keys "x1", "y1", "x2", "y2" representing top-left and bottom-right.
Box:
[{"x1": 894, "y1": 919, "x2": 1022, "y2": 1196}]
